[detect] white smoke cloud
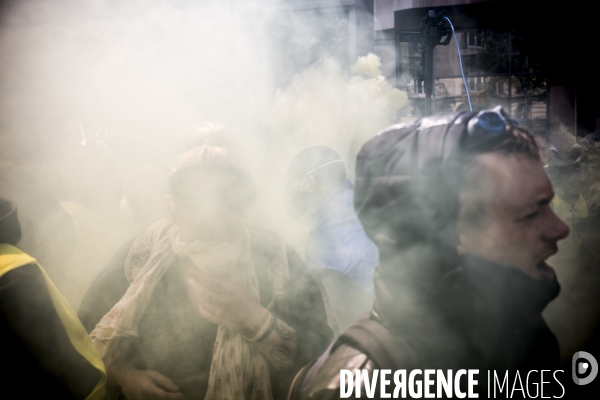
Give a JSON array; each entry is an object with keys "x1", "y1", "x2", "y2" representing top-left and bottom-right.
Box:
[
  {"x1": 0, "y1": 0, "x2": 408, "y2": 288},
  {"x1": 270, "y1": 53, "x2": 408, "y2": 182}
]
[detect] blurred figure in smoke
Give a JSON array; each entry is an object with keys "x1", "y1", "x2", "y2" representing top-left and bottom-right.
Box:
[
  {"x1": 120, "y1": 164, "x2": 170, "y2": 231},
  {"x1": 78, "y1": 145, "x2": 332, "y2": 400},
  {"x1": 0, "y1": 197, "x2": 106, "y2": 399},
  {"x1": 543, "y1": 133, "x2": 600, "y2": 366},
  {"x1": 575, "y1": 181, "x2": 600, "y2": 267},
  {"x1": 38, "y1": 164, "x2": 168, "y2": 311},
  {"x1": 187, "y1": 122, "x2": 256, "y2": 179},
  {"x1": 284, "y1": 146, "x2": 379, "y2": 336},
  {"x1": 290, "y1": 107, "x2": 570, "y2": 399},
  {"x1": 0, "y1": 161, "x2": 59, "y2": 259}
]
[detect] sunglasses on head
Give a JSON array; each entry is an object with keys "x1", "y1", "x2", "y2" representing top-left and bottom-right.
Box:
[{"x1": 465, "y1": 106, "x2": 518, "y2": 152}]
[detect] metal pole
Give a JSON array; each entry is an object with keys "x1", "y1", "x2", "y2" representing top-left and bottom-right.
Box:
[
  {"x1": 508, "y1": 31, "x2": 512, "y2": 116},
  {"x1": 423, "y1": 44, "x2": 434, "y2": 116},
  {"x1": 400, "y1": 9, "x2": 451, "y2": 116}
]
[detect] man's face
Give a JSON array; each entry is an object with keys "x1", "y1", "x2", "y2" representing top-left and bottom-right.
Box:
[{"x1": 458, "y1": 153, "x2": 570, "y2": 281}]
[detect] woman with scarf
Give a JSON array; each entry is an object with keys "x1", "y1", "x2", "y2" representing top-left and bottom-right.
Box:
[{"x1": 78, "y1": 145, "x2": 332, "y2": 400}]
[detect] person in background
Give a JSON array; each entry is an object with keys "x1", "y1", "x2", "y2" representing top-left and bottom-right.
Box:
[
  {"x1": 119, "y1": 164, "x2": 170, "y2": 231},
  {"x1": 37, "y1": 164, "x2": 169, "y2": 311},
  {"x1": 0, "y1": 197, "x2": 106, "y2": 399},
  {"x1": 0, "y1": 161, "x2": 59, "y2": 260},
  {"x1": 291, "y1": 108, "x2": 569, "y2": 399},
  {"x1": 78, "y1": 145, "x2": 332, "y2": 400},
  {"x1": 284, "y1": 146, "x2": 379, "y2": 336}
]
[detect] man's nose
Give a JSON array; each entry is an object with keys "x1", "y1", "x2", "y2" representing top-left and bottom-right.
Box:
[{"x1": 544, "y1": 208, "x2": 570, "y2": 242}]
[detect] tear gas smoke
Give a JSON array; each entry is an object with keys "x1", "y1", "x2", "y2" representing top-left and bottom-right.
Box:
[
  {"x1": 270, "y1": 53, "x2": 408, "y2": 183},
  {"x1": 0, "y1": 1, "x2": 407, "y2": 249},
  {"x1": 0, "y1": 1, "x2": 407, "y2": 362},
  {"x1": 1, "y1": 2, "x2": 599, "y2": 389}
]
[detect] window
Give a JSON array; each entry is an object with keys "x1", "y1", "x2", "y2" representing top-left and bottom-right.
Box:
[{"x1": 396, "y1": 29, "x2": 547, "y2": 135}]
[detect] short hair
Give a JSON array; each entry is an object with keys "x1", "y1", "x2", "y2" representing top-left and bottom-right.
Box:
[
  {"x1": 477, "y1": 126, "x2": 541, "y2": 161},
  {"x1": 459, "y1": 126, "x2": 543, "y2": 230},
  {"x1": 287, "y1": 146, "x2": 346, "y2": 188}
]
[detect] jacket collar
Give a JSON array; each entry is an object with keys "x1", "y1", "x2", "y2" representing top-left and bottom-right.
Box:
[{"x1": 459, "y1": 254, "x2": 560, "y2": 318}]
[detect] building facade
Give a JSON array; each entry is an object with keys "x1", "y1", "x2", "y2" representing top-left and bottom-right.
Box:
[{"x1": 373, "y1": 0, "x2": 597, "y2": 148}]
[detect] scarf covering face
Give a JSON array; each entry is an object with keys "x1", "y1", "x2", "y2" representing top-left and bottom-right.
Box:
[{"x1": 90, "y1": 225, "x2": 273, "y2": 400}]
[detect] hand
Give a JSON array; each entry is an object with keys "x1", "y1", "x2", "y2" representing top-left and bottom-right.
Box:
[
  {"x1": 110, "y1": 364, "x2": 184, "y2": 400},
  {"x1": 183, "y1": 263, "x2": 268, "y2": 337}
]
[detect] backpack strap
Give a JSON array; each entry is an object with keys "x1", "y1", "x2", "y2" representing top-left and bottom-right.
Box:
[
  {"x1": 287, "y1": 342, "x2": 335, "y2": 400},
  {"x1": 336, "y1": 313, "x2": 414, "y2": 370},
  {"x1": 289, "y1": 313, "x2": 414, "y2": 400}
]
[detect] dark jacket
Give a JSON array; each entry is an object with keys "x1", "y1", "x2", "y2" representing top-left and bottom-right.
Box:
[
  {"x1": 298, "y1": 255, "x2": 561, "y2": 400},
  {"x1": 0, "y1": 197, "x2": 104, "y2": 399},
  {"x1": 78, "y1": 225, "x2": 332, "y2": 400},
  {"x1": 0, "y1": 263, "x2": 104, "y2": 399},
  {"x1": 294, "y1": 111, "x2": 562, "y2": 400}
]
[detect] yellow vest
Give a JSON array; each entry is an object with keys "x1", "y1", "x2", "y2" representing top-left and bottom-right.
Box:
[
  {"x1": 43, "y1": 202, "x2": 141, "y2": 311},
  {"x1": 0, "y1": 243, "x2": 106, "y2": 400}
]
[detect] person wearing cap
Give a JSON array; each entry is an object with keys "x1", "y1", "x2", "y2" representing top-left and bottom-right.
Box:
[
  {"x1": 0, "y1": 197, "x2": 106, "y2": 399},
  {"x1": 290, "y1": 108, "x2": 570, "y2": 399},
  {"x1": 284, "y1": 146, "x2": 379, "y2": 337},
  {"x1": 77, "y1": 145, "x2": 332, "y2": 400}
]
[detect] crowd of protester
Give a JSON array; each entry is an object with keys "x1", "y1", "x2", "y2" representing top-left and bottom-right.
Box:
[{"x1": 1, "y1": 107, "x2": 599, "y2": 399}]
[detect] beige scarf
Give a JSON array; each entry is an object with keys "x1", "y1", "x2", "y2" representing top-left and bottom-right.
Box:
[{"x1": 90, "y1": 225, "x2": 273, "y2": 400}]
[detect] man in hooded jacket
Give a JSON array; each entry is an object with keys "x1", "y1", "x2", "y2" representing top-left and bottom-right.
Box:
[{"x1": 289, "y1": 108, "x2": 570, "y2": 399}]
